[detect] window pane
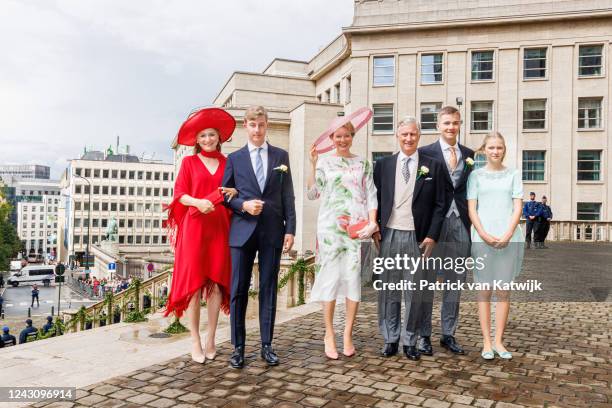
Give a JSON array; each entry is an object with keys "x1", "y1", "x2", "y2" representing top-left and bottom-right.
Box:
[
  {"x1": 373, "y1": 104, "x2": 394, "y2": 132},
  {"x1": 522, "y1": 151, "x2": 545, "y2": 181},
  {"x1": 577, "y1": 203, "x2": 601, "y2": 221},
  {"x1": 420, "y1": 103, "x2": 442, "y2": 130},
  {"x1": 373, "y1": 56, "x2": 395, "y2": 86}
]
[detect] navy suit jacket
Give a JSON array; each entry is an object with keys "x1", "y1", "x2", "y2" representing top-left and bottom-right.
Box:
[
  {"x1": 374, "y1": 152, "x2": 446, "y2": 243},
  {"x1": 222, "y1": 143, "x2": 296, "y2": 249},
  {"x1": 419, "y1": 141, "x2": 474, "y2": 233}
]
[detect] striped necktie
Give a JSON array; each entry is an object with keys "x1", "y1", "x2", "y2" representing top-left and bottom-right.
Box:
[{"x1": 255, "y1": 147, "x2": 265, "y2": 191}]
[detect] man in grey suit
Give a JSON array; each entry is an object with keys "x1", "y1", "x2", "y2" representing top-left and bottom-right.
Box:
[
  {"x1": 419, "y1": 106, "x2": 474, "y2": 356},
  {"x1": 374, "y1": 116, "x2": 446, "y2": 361}
]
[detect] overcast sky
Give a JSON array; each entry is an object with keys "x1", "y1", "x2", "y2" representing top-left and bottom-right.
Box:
[{"x1": 0, "y1": 0, "x2": 353, "y2": 179}]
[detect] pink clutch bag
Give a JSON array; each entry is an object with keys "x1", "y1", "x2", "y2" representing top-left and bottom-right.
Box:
[{"x1": 346, "y1": 220, "x2": 369, "y2": 239}]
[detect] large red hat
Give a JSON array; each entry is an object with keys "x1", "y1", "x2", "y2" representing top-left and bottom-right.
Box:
[
  {"x1": 176, "y1": 107, "x2": 236, "y2": 146},
  {"x1": 313, "y1": 107, "x2": 373, "y2": 153}
]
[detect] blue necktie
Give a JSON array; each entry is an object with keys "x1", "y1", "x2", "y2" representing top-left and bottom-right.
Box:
[{"x1": 255, "y1": 147, "x2": 265, "y2": 192}]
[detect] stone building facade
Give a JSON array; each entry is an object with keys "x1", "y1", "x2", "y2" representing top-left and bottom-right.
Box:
[{"x1": 175, "y1": 0, "x2": 612, "y2": 249}]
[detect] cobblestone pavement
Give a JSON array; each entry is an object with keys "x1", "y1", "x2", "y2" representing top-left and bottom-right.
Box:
[{"x1": 31, "y1": 243, "x2": 611, "y2": 407}]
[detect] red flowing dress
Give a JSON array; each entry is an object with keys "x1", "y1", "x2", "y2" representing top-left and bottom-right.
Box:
[{"x1": 164, "y1": 153, "x2": 231, "y2": 317}]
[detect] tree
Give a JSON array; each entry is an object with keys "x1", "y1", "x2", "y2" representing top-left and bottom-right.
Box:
[{"x1": 0, "y1": 187, "x2": 22, "y2": 270}]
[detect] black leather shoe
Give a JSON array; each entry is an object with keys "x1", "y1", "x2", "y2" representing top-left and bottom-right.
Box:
[
  {"x1": 440, "y1": 335, "x2": 465, "y2": 355},
  {"x1": 381, "y1": 343, "x2": 399, "y2": 357},
  {"x1": 229, "y1": 346, "x2": 245, "y2": 369},
  {"x1": 417, "y1": 336, "x2": 433, "y2": 356},
  {"x1": 261, "y1": 344, "x2": 279, "y2": 366},
  {"x1": 403, "y1": 345, "x2": 421, "y2": 361}
]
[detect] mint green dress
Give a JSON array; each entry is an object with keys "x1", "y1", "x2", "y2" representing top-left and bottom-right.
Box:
[{"x1": 466, "y1": 167, "x2": 524, "y2": 284}]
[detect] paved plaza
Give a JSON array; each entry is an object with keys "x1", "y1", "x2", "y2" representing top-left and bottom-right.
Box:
[{"x1": 29, "y1": 243, "x2": 612, "y2": 407}]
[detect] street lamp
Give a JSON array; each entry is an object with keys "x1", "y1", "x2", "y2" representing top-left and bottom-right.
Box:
[{"x1": 73, "y1": 173, "x2": 92, "y2": 274}]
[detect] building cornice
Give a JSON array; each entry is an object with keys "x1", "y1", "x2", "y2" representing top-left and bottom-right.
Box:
[{"x1": 344, "y1": 8, "x2": 612, "y2": 34}]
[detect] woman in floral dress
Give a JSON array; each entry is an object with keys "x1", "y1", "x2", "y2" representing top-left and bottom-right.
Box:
[{"x1": 307, "y1": 117, "x2": 378, "y2": 360}]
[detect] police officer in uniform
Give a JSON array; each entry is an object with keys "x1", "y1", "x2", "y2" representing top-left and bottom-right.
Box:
[
  {"x1": 19, "y1": 319, "x2": 38, "y2": 344},
  {"x1": 522, "y1": 192, "x2": 540, "y2": 249},
  {"x1": 535, "y1": 196, "x2": 553, "y2": 249},
  {"x1": 1, "y1": 326, "x2": 17, "y2": 347}
]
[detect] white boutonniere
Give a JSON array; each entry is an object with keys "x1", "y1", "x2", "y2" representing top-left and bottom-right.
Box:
[
  {"x1": 273, "y1": 164, "x2": 288, "y2": 173},
  {"x1": 273, "y1": 164, "x2": 288, "y2": 184},
  {"x1": 465, "y1": 157, "x2": 475, "y2": 168},
  {"x1": 417, "y1": 166, "x2": 429, "y2": 179}
]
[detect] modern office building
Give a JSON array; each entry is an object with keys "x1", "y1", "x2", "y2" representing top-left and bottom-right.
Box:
[
  {"x1": 0, "y1": 164, "x2": 50, "y2": 181},
  {"x1": 173, "y1": 0, "x2": 611, "y2": 249},
  {"x1": 12, "y1": 179, "x2": 61, "y2": 258},
  {"x1": 57, "y1": 150, "x2": 174, "y2": 278}
]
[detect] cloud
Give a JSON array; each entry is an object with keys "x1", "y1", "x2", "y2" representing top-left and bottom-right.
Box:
[{"x1": 0, "y1": 0, "x2": 353, "y2": 178}]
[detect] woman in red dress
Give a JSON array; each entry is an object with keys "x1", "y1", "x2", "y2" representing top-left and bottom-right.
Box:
[{"x1": 165, "y1": 108, "x2": 236, "y2": 363}]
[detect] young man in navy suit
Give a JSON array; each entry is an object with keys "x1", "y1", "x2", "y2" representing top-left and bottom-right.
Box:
[
  {"x1": 222, "y1": 105, "x2": 296, "y2": 369},
  {"x1": 419, "y1": 106, "x2": 474, "y2": 356}
]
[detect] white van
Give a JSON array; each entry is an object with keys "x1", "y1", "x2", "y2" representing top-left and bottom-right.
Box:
[{"x1": 7, "y1": 265, "x2": 55, "y2": 287}]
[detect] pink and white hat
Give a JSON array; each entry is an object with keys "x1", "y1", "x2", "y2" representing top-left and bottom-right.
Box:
[{"x1": 313, "y1": 107, "x2": 373, "y2": 153}]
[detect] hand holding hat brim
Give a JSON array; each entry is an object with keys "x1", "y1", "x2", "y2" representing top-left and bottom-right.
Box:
[{"x1": 313, "y1": 107, "x2": 373, "y2": 153}]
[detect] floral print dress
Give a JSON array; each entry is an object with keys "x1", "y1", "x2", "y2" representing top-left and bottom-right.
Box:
[{"x1": 307, "y1": 154, "x2": 378, "y2": 302}]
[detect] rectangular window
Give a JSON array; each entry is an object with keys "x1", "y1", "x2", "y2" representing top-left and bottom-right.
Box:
[
  {"x1": 162, "y1": 172, "x2": 169, "y2": 181},
  {"x1": 578, "y1": 98, "x2": 603, "y2": 129},
  {"x1": 119, "y1": 219, "x2": 125, "y2": 228},
  {"x1": 102, "y1": 202, "x2": 108, "y2": 211},
  {"x1": 75, "y1": 185, "x2": 82, "y2": 194},
  {"x1": 373, "y1": 56, "x2": 395, "y2": 86},
  {"x1": 111, "y1": 170, "x2": 118, "y2": 178},
  {"x1": 102, "y1": 219, "x2": 108, "y2": 228},
  {"x1": 372, "y1": 152, "x2": 393, "y2": 167},
  {"x1": 470, "y1": 101, "x2": 493, "y2": 131},
  {"x1": 324, "y1": 89, "x2": 330, "y2": 103},
  {"x1": 120, "y1": 170, "x2": 127, "y2": 179},
  {"x1": 333, "y1": 83, "x2": 340, "y2": 104},
  {"x1": 577, "y1": 202, "x2": 601, "y2": 220},
  {"x1": 103, "y1": 169, "x2": 109, "y2": 178},
  {"x1": 579, "y1": 45, "x2": 603, "y2": 77},
  {"x1": 146, "y1": 172, "x2": 152, "y2": 180},
  {"x1": 93, "y1": 202, "x2": 99, "y2": 211},
  {"x1": 471, "y1": 51, "x2": 494, "y2": 81},
  {"x1": 92, "y1": 219, "x2": 99, "y2": 228},
  {"x1": 577, "y1": 150, "x2": 602, "y2": 181},
  {"x1": 523, "y1": 48, "x2": 547, "y2": 79},
  {"x1": 372, "y1": 104, "x2": 394, "y2": 133},
  {"x1": 420, "y1": 102, "x2": 442, "y2": 131},
  {"x1": 154, "y1": 172, "x2": 160, "y2": 181},
  {"x1": 129, "y1": 171, "x2": 135, "y2": 180},
  {"x1": 93, "y1": 186, "x2": 100, "y2": 194},
  {"x1": 93, "y1": 169, "x2": 100, "y2": 178},
  {"x1": 102, "y1": 186, "x2": 109, "y2": 195},
  {"x1": 110, "y1": 203, "x2": 117, "y2": 211},
  {"x1": 522, "y1": 151, "x2": 546, "y2": 181},
  {"x1": 75, "y1": 168, "x2": 82, "y2": 176},
  {"x1": 421, "y1": 53, "x2": 443, "y2": 84},
  {"x1": 84, "y1": 168, "x2": 91, "y2": 177},
  {"x1": 523, "y1": 99, "x2": 547, "y2": 130},
  {"x1": 129, "y1": 187, "x2": 135, "y2": 195}
]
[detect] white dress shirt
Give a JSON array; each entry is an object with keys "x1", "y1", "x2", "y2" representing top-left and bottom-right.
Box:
[
  {"x1": 439, "y1": 138, "x2": 462, "y2": 172},
  {"x1": 247, "y1": 140, "x2": 269, "y2": 181}
]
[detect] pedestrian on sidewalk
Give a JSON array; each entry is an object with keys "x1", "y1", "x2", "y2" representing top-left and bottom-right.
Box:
[
  {"x1": 31, "y1": 284, "x2": 40, "y2": 308},
  {"x1": 0, "y1": 274, "x2": 5, "y2": 288}
]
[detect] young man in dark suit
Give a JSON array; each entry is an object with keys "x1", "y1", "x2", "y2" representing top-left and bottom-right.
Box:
[
  {"x1": 418, "y1": 106, "x2": 474, "y2": 356},
  {"x1": 374, "y1": 116, "x2": 446, "y2": 361},
  {"x1": 222, "y1": 105, "x2": 296, "y2": 369}
]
